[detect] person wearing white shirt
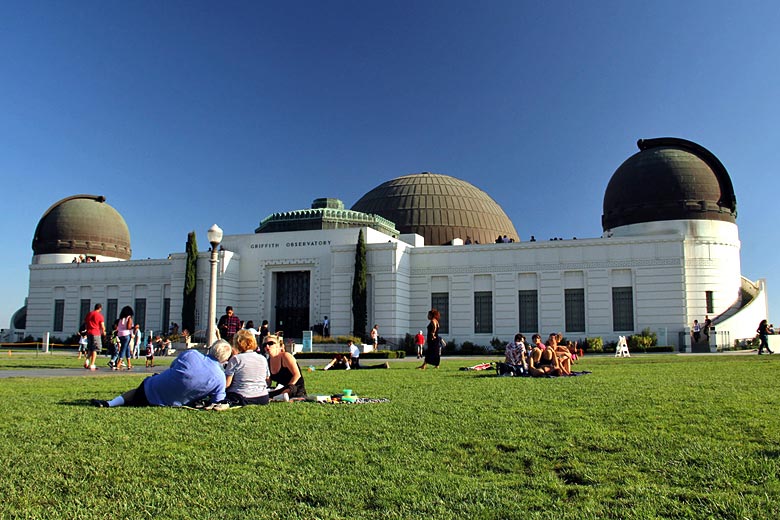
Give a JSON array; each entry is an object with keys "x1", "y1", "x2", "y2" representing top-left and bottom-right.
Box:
[{"x1": 349, "y1": 340, "x2": 360, "y2": 369}]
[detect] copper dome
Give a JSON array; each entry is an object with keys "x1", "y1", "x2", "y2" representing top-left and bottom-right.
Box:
[
  {"x1": 602, "y1": 138, "x2": 737, "y2": 231},
  {"x1": 351, "y1": 172, "x2": 518, "y2": 245},
  {"x1": 32, "y1": 195, "x2": 132, "y2": 259}
]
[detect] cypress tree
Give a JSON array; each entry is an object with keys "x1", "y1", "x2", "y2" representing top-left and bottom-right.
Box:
[
  {"x1": 182, "y1": 231, "x2": 198, "y2": 333},
  {"x1": 352, "y1": 229, "x2": 367, "y2": 339}
]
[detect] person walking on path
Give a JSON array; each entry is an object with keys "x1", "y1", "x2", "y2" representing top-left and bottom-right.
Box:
[
  {"x1": 114, "y1": 306, "x2": 134, "y2": 370},
  {"x1": 218, "y1": 306, "x2": 241, "y2": 343},
  {"x1": 417, "y1": 309, "x2": 442, "y2": 370},
  {"x1": 414, "y1": 330, "x2": 425, "y2": 359},
  {"x1": 757, "y1": 319, "x2": 774, "y2": 355},
  {"x1": 84, "y1": 304, "x2": 106, "y2": 371}
]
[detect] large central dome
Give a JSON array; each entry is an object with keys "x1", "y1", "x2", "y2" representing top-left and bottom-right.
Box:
[{"x1": 352, "y1": 172, "x2": 518, "y2": 245}]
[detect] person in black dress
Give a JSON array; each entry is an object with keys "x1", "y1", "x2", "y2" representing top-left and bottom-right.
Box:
[{"x1": 417, "y1": 309, "x2": 442, "y2": 370}]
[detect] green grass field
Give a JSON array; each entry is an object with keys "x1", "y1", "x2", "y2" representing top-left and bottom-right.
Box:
[{"x1": 0, "y1": 353, "x2": 778, "y2": 519}]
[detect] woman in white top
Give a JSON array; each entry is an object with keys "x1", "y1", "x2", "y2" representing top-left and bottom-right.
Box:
[
  {"x1": 115, "y1": 306, "x2": 134, "y2": 370},
  {"x1": 224, "y1": 329, "x2": 270, "y2": 406}
]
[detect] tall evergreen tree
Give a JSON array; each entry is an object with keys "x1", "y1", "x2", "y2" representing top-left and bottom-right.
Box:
[
  {"x1": 352, "y1": 229, "x2": 367, "y2": 339},
  {"x1": 182, "y1": 231, "x2": 198, "y2": 333}
]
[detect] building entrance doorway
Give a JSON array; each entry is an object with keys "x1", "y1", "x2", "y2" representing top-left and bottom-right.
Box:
[{"x1": 274, "y1": 271, "x2": 310, "y2": 340}]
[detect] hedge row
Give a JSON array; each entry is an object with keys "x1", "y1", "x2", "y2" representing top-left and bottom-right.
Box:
[{"x1": 295, "y1": 350, "x2": 406, "y2": 360}]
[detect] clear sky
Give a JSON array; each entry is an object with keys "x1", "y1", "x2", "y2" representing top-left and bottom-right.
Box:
[{"x1": 1, "y1": 1, "x2": 779, "y2": 331}]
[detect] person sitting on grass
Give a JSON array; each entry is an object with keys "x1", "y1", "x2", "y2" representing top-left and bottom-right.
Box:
[
  {"x1": 528, "y1": 334, "x2": 562, "y2": 377},
  {"x1": 264, "y1": 335, "x2": 307, "y2": 400},
  {"x1": 548, "y1": 333, "x2": 573, "y2": 375},
  {"x1": 323, "y1": 353, "x2": 351, "y2": 370},
  {"x1": 91, "y1": 340, "x2": 232, "y2": 408},
  {"x1": 497, "y1": 333, "x2": 528, "y2": 376},
  {"x1": 224, "y1": 329, "x2": 270, "y2": 406}
]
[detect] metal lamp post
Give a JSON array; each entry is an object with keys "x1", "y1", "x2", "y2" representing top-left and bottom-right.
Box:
[{"x1": 205, "y1": 224, "x2": 223, "y2": 346}]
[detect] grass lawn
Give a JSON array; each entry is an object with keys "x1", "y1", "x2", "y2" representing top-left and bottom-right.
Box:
[{"x1": 0, "y1": 354, "x2": 778, "y2": 519}]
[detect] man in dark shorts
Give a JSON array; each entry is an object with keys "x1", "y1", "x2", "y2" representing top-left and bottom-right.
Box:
[{"x1": 84, "y1": 303, "x2": 106, "y2": 371}]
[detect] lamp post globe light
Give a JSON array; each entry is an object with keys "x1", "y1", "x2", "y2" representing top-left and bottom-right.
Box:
[{"x1": 206, "y1": 224, "x2": 223, "y2": 346}]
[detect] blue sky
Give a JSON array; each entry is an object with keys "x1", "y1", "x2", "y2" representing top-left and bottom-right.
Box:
[{"x1": 2, "y1": 1, "x2": 779, "y2": 331}]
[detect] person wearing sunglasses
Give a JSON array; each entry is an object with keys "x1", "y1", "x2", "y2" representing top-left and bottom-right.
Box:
[{"x1": 264, "y1": 335, "x2": 307, "y2": 399}]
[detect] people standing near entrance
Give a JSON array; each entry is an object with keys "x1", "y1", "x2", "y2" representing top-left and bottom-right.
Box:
[
  {"x1": 691, "y1": 319, "x2": 702, "y2": 343},
  {"x1": 418, "y1": 309, "x2": 442, "y2": 370},
  {"x1": 115, "y1": 306, "x2": 134, "y2": 370},
  {"x1": 757, "y1": 319, "x2": 773, "y2": 355},
  {"x1": 370, "y1": 324, "x2": 379, "y2": 350},
  {"x1": 218, "y1": 306, "x2": 241, "y2": 343},
  {"x1": 84, "y1": 303, "x2": 106, "y2": 371},
  {"x1": 703, "y1": 315, "x2": 712, "y2": 342},
  {"x1": 414, "y1": 330, "x2": 425, "y2": 359},
  {"x1": 323, "y1": 316, "x2": 330, "y2": 337}
]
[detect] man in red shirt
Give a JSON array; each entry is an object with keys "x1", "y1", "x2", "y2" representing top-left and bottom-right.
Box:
[
  {"x1": 415, "y1": 330, "x2": 425, "y2": 359},
  {"x1": 84, "y1": 303, "x2": 106, "y2": 370}
]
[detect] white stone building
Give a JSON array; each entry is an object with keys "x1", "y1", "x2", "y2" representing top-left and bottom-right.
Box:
[{"x1": 7, "y1": 138, "x2": 768, "y2": 351}]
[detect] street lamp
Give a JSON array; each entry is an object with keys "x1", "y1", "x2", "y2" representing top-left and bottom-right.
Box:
[{"x1": 206, "y1": 224, "x2": 223, "y2": 346}]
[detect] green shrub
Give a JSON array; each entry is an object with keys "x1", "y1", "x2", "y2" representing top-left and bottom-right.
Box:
[
  {"x1": 586, "y1": 337, "x2": 603, "y2": 353},
  {"x1": 490, "y1": 337, "x2": 504, "y2": 349},
  {"x1": 311, "y1": 335, "x2": 362, "y2": 345},
  {"x1": 295, "y1": 350, "x2": 404, "y2": 360},
  {"x1": 645, "y1": 345, "x2": 674, "y2": 353},
  {"x1": 628, "y1": 328, "x2": 657, "y2": 352}
]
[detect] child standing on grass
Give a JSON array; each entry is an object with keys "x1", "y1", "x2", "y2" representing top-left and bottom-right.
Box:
[{"x1": 145, "y1": 339, "x2": 154, "y2": 367}]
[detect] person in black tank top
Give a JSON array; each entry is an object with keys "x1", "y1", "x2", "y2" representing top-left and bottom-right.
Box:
[{"x1": 263, "y1": 335, "x2": 306, "y2": 398}]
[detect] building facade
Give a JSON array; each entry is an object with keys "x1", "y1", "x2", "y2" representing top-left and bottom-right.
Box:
[{"x1": 7, "y1": 138, "x2": 769, "y2": 350}]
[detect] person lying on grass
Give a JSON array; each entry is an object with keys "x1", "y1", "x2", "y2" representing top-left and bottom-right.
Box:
[
  {"x1": 224, "y1": 329, "x2": 270, "y2": 406},
  {"x1": 91, "y1": 340, "x2": 232, "y2": 408},
  {"x1": 323, "y1": 352, "x2": 390, "y2": 370}
]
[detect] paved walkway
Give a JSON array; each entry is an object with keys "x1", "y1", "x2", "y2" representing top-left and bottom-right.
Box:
[{"x1": 0, "y1": 365, "x2": 167, "y2": 379}]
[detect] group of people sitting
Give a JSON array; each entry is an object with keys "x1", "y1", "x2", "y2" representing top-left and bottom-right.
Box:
[
  {"x1": 497, "y1": 333, "x2": 578, "y2": 377},
  {"x1": 92, "y1": 330, "x2": 307, "y2": 409}
]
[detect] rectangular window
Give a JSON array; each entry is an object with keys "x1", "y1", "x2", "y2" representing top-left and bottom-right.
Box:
[
  {"x1": 612, "y1": 287, "x2": 634, "y2": 331},
  {"x1": 79, "y1": 299, "x2": 91, "y2": 325},
  {"x1": 564, "y1": 288, "x2": 585, "y2": 333},
  {"x1": 53, "y1": 300, "x2": 65, "y2": 332},
  {"x1": 135, "y1": 298, "x2": 146, "y2": 332},
  {"x1": 431, "y1": 293, "x2": 449, "y2": 334},
  {"x1": 162, "y1": 298, "x2": 171, "y2": 335},
  {"x1": 106, "y1": 299, "x2": 118, "y2": 328},
  {"x1": 518, "y1": 290, "x2": 538, "y2": 333},
  {"x1": 474, "y1": 291, "x2": 493, "y2": 334},
  {"x1": 705, "y1": 291, "x2": 714, "y2": 314}
]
